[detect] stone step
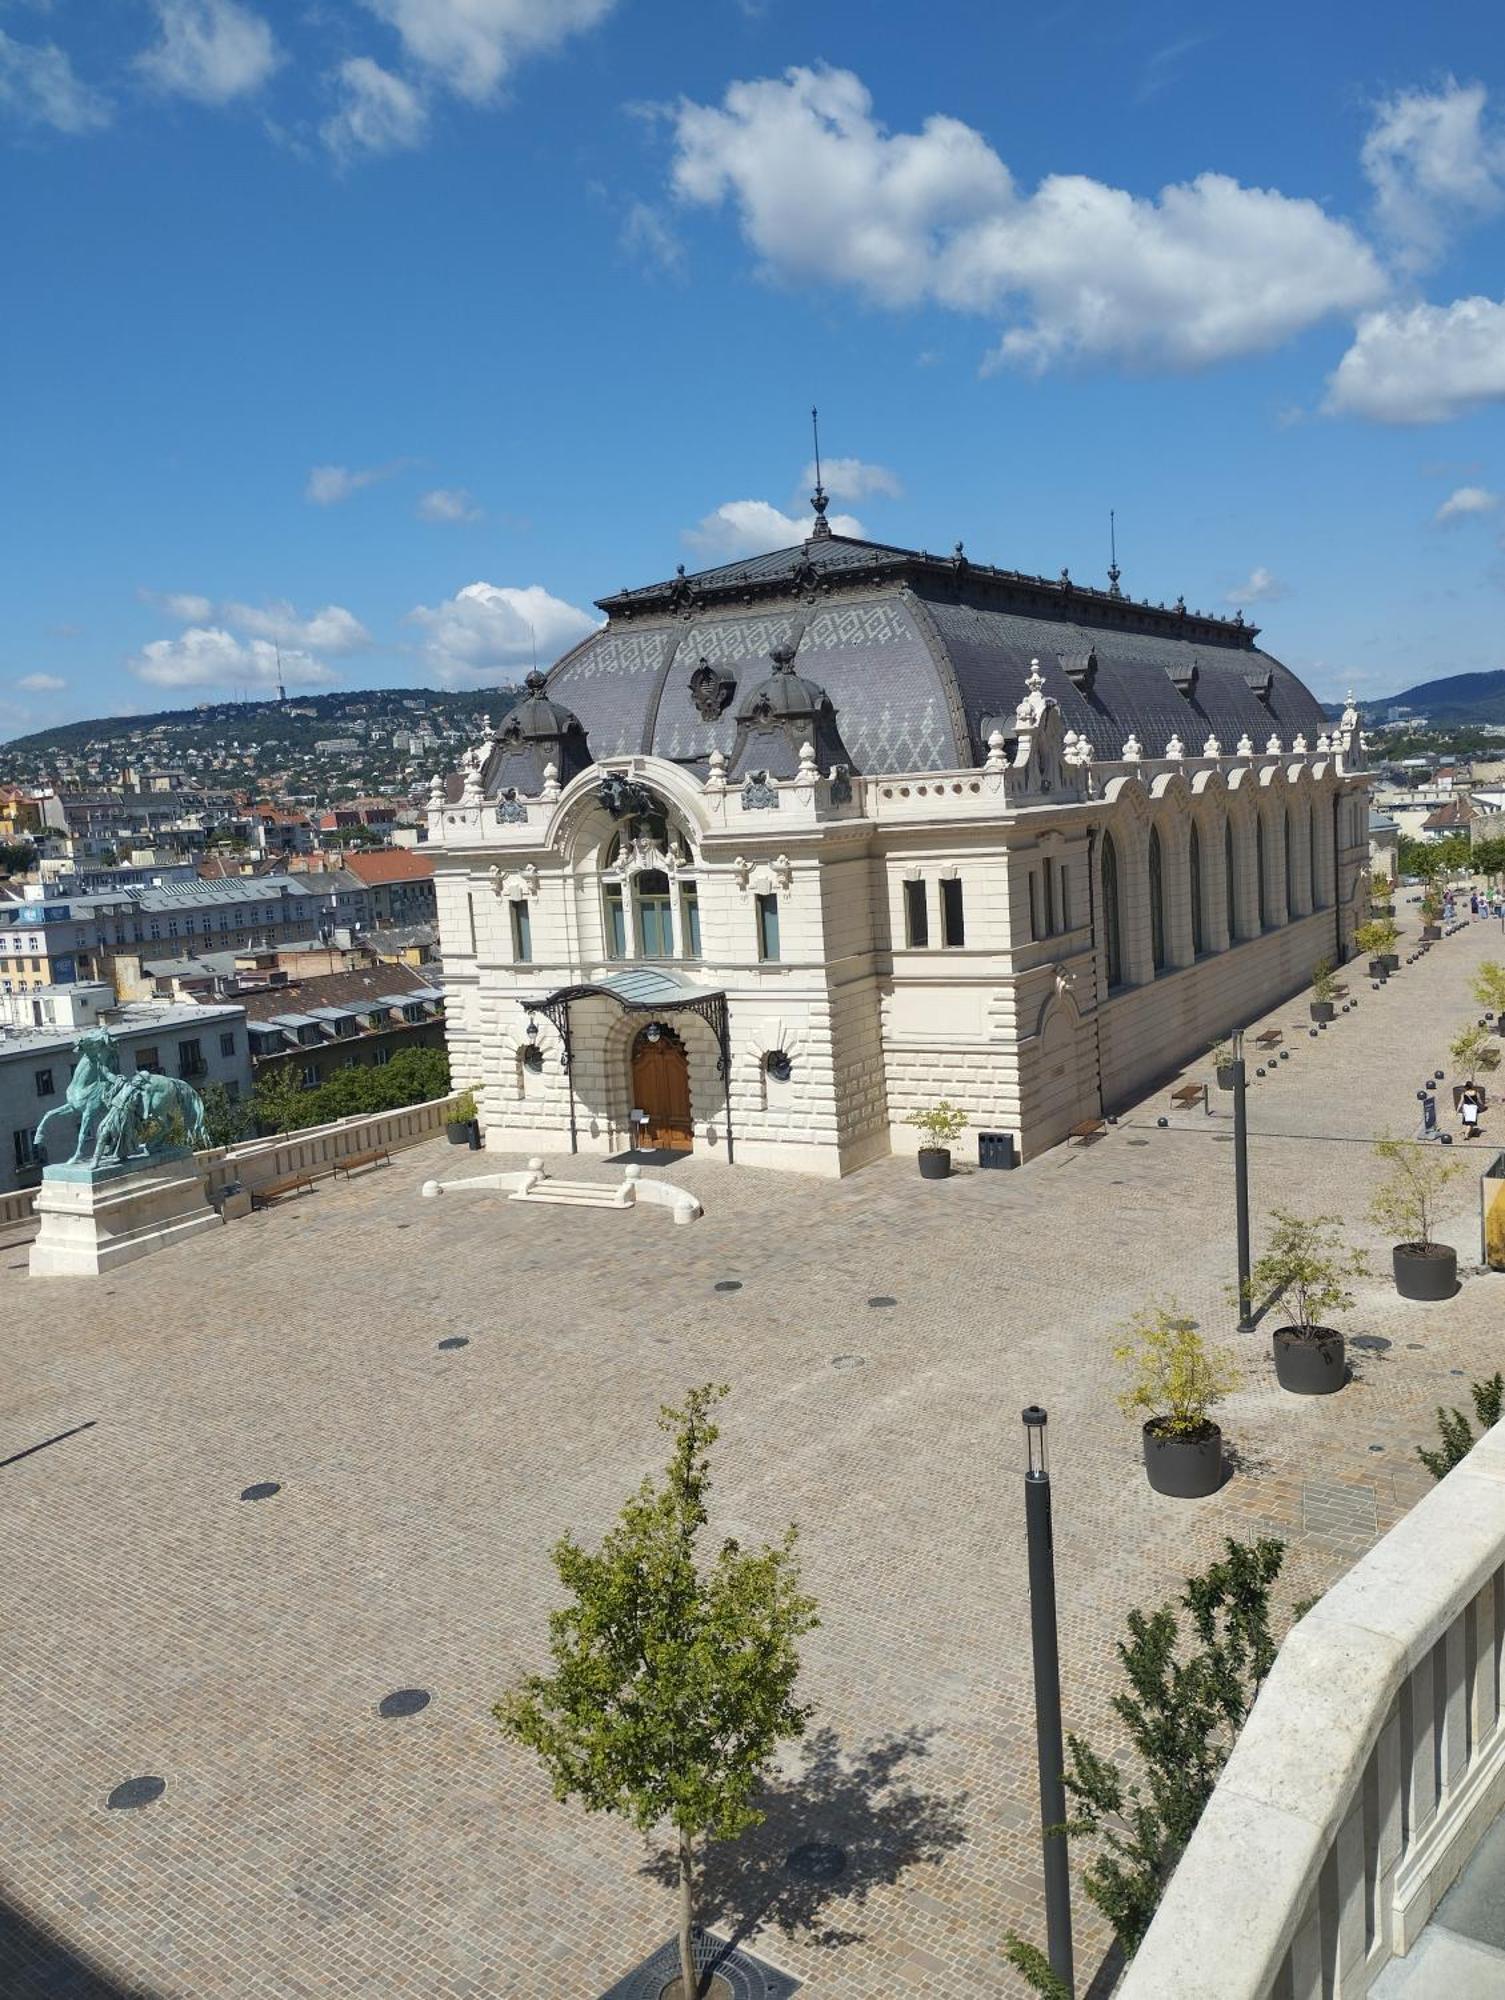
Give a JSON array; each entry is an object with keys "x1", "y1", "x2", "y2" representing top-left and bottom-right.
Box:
[{"x1": 510, "y1": 1182, "x2": 628, "y2": 1209}]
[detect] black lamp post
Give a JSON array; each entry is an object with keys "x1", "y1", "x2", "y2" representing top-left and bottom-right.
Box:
[
  {"x1": 1231, "y1": 1030, "x2": 1253, "y2": 1330},
  {"x1": 1023, "y1": 1406, "x2": 1074, "y2": 1994}
]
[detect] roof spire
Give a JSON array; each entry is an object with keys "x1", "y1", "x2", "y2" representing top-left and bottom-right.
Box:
[
  {"x1": 809, "y1": 404, "x2": 831, "y2": 539},
  {"x1": 1107, "y1": 508, "x2": 1121, "y2": 597}
]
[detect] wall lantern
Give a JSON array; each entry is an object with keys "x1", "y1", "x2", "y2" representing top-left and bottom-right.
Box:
[
  {"x1": 764, "y1": 1049, "x2": 792, "y2": 1082},
  {"x1": 645, "y1": 1022, "x2": 663, "y2": 1043},
  {"x1": 524, "y1": 1013, "x2": 539, "y2": 1041}
]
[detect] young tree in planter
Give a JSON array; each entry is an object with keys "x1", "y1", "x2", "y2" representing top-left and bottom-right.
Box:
[
  {"x1": 1471, "y1": 960, "x2": 1505, "y2": 1016},
  {"x1": 1115, "y1": 1303, "x2": 1243, "y2": 1497},
  {"x1": 1369, "y1": 1136, "x2": 1467, "y2": 1301},
  {"x1": 1418, "y1": 1374, "x2": 1505, "y2": 1480},
  {"x1": 1352, "y1": 917, "x2": 1398, "y2": 962},
  {"x1": 1004, "y1": 1537, "x2": 1287, "y2": 1994},
  {"x1": 1246, "y1": 1211, "x2": 1368, "y2": 1395},
  {"x1": 496, "y1": 1386, "x2": 818, "y2": 2000},
  {"x1": 1450, "y1": 1024, "x2": 1498, "y2": 1079}
]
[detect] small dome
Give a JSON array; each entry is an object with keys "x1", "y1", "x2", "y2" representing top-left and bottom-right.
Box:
[
  {"x1": 728, "y1": 646, "x2": 853, "y2": 781},
  {"x1": 487, "y1": 669, "x2": 591, "y2": 795}
]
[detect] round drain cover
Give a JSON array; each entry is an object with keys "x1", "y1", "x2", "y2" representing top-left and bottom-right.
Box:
[
  {"x1": 239, "y1": 1481, "x2": 281, "y2": 1502},
  {"x1": 378, "y1": 1688, "x2": 431, "y2": 1719},
  {"x1": 437, "y1": 1337, "x2": 469, "y2": 1350},
  {"x1": 107, "y1": 1776, "x2": 166, "y2": 1810},
  {"x1": 713, "y1": 1280, "x2": 742, "y2": 1293},
  {"x1": 867, "y1": 1295, "x2": 896, "y2": 1309},
  {"x1": 830, "y1": 1354, "x2": 865, "y2": 1371},
  {"x1": 785, "y1": 1840, "x2": 847, "y2": 1882}
]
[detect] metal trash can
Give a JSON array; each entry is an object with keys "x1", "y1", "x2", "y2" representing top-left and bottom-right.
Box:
[{"x1": 978, "y1": 1131, "x2": 1017, "y2": 1170}]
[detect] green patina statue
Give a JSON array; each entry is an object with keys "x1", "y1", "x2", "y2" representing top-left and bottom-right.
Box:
[{"x1": 33, "y1": 1027, "x2": 209, "y2": 1172}]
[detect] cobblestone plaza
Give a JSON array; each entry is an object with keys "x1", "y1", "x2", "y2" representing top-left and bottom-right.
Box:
[{"x1": 5, "y1": 908, "x2": 1504, "y2": 1998}]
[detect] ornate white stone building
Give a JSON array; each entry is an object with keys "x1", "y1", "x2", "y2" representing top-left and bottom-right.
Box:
[{"x1": 428, "y1": 509, "x2": 1370, "y2": 1176}]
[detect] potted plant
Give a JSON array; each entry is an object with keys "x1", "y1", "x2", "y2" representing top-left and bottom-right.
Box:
[
  {"x1": 1115, "y1": 1302, "x2": 1242, "y2": 1498},
  {"x1": 446, "y1": 1087, "x2": 481, "y2": 1148},
  {"x1": 1450, "y1": 1024, "x2": 1499, "y2": 1079},
  {"x1": 1247, "y1": 1210, "x2": 1368, "y2": 1395},
  {"x1": 1471, "y1": 961, "x2": 1505, "y2": 1028},
  {"x1": 909, "y1": 1101, "x2": 967, "y2": 1179},
  {"x1": 1310, "y1": 957, "x2": 1338, "y2": 1025},
  {"x1": 1352, "y1": 917, "x2": 1397, "y2": 978},
  {"x1": 1369, "y1": 1136, "x2": 1466, "y2": 1301},
  {"x1": 1210, "y1": 1039, "x2": 1238, "y2": 1091},
  {"x1": 1419, "y1": 886, "x2": 1444, "y2": 941}
]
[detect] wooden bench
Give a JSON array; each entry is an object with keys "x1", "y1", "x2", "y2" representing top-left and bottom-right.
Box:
[
  {"x1": 333, "y1": 1147, "x2": 392, "y2": 1181},
  {"x1": 1171, "y1": 1082, "x2": 1207, "y2": 1113},
  {"x1": 1254, "y1": 1029, "x2": 1283, "y2": 1050},
  {"x1": 1068, "y1": 1117, "x2": 1106, "y2": 1146},
  {"x1": 250, "y1": 1171, "x2": 314, "y2": 1210}
]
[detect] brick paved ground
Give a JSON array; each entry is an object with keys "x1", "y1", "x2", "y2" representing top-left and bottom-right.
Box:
[{"x1": 4, "y1": 904, "x2": 1505, "y2": 1999}]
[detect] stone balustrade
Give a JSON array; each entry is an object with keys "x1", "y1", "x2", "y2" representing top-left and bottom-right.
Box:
[{"x1": 1119, "y1": 1416, "x2": 1505, "y2": 1999}]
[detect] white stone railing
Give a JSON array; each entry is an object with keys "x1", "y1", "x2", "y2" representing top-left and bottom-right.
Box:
[
  {"x1": 1119, "y1": 1417, "x2": 1505, "y2": 1999},
  {"x1": 199, "y1": 1092, "x2": 466, "y2": 1197}
]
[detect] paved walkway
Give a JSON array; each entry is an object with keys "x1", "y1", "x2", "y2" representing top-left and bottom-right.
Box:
[{"x1": 4, "y1": 905, "x2": 1505, "y2": 1998}]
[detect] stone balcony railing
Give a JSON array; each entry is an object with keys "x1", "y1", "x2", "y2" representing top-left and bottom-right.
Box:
[{"x1": 1119, "y1": 1417, "x2": 1505, "y2": 1999}]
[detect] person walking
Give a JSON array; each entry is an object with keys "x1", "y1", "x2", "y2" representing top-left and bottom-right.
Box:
[
  {"x1": 1460, "y1": 1081, "x2": 1483, "y2": 1139},
  {"x1": 1472, "y1": 888, "x2": 1481, "y2": 918}
]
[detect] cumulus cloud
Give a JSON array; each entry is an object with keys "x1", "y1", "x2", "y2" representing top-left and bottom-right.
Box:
[
  {"x1": 146, "y1": 590, "x2": 214, "y2": 622},
  {"x1": 408, "y1": 581, "x2": 600, "y2": 686},
  {"x1": 1226, "y1": 567, "x2": 1285, "y2": 605},
  {"x1": 131, "y1": 628, "x2": 335, "y2": 690},
  {"x1": 1436, "y1": 485, "x2": 1499, "y2": 522},
  {"x1": 800, "y1": 455, "x2": 902, "y2": 501},
  {"x1": 321, "y1": 56, "x2": 427, "y2": 161},
  {"x1": 135, "y1": 0, "x2": 281, "y2": 105},
  {"x1": 621, "y1": 200, "x2": 685, "y2": 276},
  {"x1": 683, "y1": 498, "x2": 864, "y2": 559},
  {"x1": 305, "y1": 460, "x2": 403, "y2": 504},
  {"x1": 1325, "y1": 297, "x2": 1505, "y2": 424},
  {"x1": 360, "y1": 0, "x2": 616, "y2": 104},
  {"x1": 145, "y1": 591, "x2": 371, "y2": 652},
  {"x1": 417, "y1": 486, "x2": 481, "y2": 523},
  {"x1": 17, "y1": 673, "x2": 66, "y2": 693},
  {"x1": 669, "y1": 65, "x2": 1386, "y2": 373},
  {"x1": 1362, "y1": 78, "x2": 1505, "y2": 269},
  {"x1": 0, "y1": 29, "x2": 110, "y2": 132}
]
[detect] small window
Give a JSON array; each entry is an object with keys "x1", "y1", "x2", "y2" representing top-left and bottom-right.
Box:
[
  {"x1": 604, "y1": 883, "x2": 626, "y2": 959},
  {"x1": 1027, "y1": 872, "x2": 1039, "y2": 942},
  {"x1": 941, "y1": 877, "x2": 965, "y2": 948},
  {"x1": 14, "y1": 1129, "x2": 37, "y2": 1171},
  {"x1": 510, "y1": 898, "x2": 532, "y2": 963},
  {"x1": 374, "y1": 1044, "x2": 392, "y2": 1066},
  {"x1": 680, "y1": 883, "x2": 701, "y2": 958},
  {"x1": 219, "y1": 1031, "x2": 235, "y2": 1058},
  {"x1": 755, "y1": 892, "x2": 781, "y2": 962},
  {"x1": 34, "y1": 1068, "x2": 53, "y2": 1097},
  {"x1": 1059, "y1": 863, "x2": 1071, "y2": 932},
  {"x1": 135, "y1": 1046, "x2": 160, "y2": 1072},
  {"x1": 300, "y1": 1062, "x2": 319, "y2": 1089},
  {"x1": 1042, "y1": 858, "x2": 1056, "y2": 936},
  {"x1": 903, "y1": 879, "x2": 929, "y2": 948}
]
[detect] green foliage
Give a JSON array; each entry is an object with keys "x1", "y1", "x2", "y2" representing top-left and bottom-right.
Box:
[
  {"x1": 496, "y1": 1387, "x2": 818, "y2": 1991},
  {"x1": 1449, "y1": 1024, "x2": 1498, "y2": 1077},
  {"x1": 1352, "y1": 917, "x2": 1398, "y2": 957},
  {"x1": 1000, "y1": 1933, "x2": 1073, "y2": 1999},
  {"x1": 0, "y1": 839, "x2": 37, "y2": 874},
  {"x1": 1398, "y1": 835, "x2": 1469, "y2": 881},
  {"x1": 1472, "y1": 836, "x2": 1505, "y2": 880},
  {"x1": 1369, "y1": 1135, "x2": 1467, "y2": 1251},
  {"x1": 1471, "y1": 961, "x2": 1505, "y2": 1015},
  {"x1": 1247, "y1": 1210, "x2": 1368, "y2": 1332},
  {"x1": 1115, "y1": 1302, "x2": 1242, "y2": 1437},
  {"x1": 1006, "y1": 1539, "x2": 1286, "y2": 1989},
  {"x1": 1311, "y1": 956, "x2": 1337, "y2": 1002},
  {"x1": 252, "y1": 1045, "x2": 450, "y2": 1134},
  {"x1": 1418, "y1": 1375, "x2": 1505, "y2": 1481},
  {"x1": 908, "y1": 1100, "x2": 968, "y2": 1149},
  {"x1": 448, "y1": 1087, "x2": 479, "y2": 1125},
  {"x1": 198, "y1": 1080, "x2": 252, "y2": 1151}
]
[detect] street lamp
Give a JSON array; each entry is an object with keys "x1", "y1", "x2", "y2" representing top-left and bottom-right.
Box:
[
  {"x1": 1231, "y1": 1029, "x2": 1253, "y2": 1330},
  {"x1": 1023, "y1": 1406, "x2": 1074, "y2": 1994}
]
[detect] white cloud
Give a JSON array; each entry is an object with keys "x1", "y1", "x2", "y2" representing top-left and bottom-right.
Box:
[
  {"x1": 135, "y1": 0, "x2": 281, "y2": 106},
  {"x1": 669, "y1": 66, "x2": 1387, "y2": 374},
  {"x1": 408, "y1": 581, "x2": 600, "y2": 686},
  {"x1": 305, "y1": 460, "x2": 401, "y2": 504},
  {"x1": 17, "y1": 673, "x2": 65, "y2": 693},
  {"x1": 621, "y1": 200, "x2": 685, "y2": 276},
  {"x1": 1362, "y1": 79, "x2": 1505, "y2": 269},
  {"x1": 417, "y1": 486, "x2": 481, "y2": 523},
  {"x1": 683, "y1": 498, "x2": 864, "y2": 559},
  {"x1": 150, "y1": 590, "x2": 215, "y2": 622},
  {"x1": 321, "y1": 56, "x2": 427, "y2": 161},
  {"x1": 220, "y1": 600, "x2": 372, "y2": 652},
  {"x1": 361, "y1": 0, "x2": 616, "y2": 104},
  {"x1": 1436, "y1": 485, "x2": 1499, "y2": 523},
  {"x1": 0, "y1": 29, "x2": 110, "y2": 132},
  {"x1": 1326, "y1": 297, "x2": 1505, "y2": 424},
  {"x1": 131, "y1": 627, "x2": 335, "y2": 689},
  {"x1": 1225, "y1": 566, "x2": 1285, "y2": 605},
  {"x1": 800, "y1": 455, "x2": 902, "y2": 501}
]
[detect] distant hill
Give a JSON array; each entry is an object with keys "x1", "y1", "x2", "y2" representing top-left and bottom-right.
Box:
[{"x1": 1360, "y1": 670, "x2": 1505, "y2": 726}]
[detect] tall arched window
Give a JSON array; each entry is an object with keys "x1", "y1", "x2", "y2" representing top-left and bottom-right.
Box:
[
  {"x1": 1286, "y1": 808, "x2": 1298, "y2": 915},
  {"x1": 1148, "y1": 826, "x2": 1167, "y2": 972},
  {"x1": 1101, "y1": 831, "x2": 1124, "y2": 988},
  {"x1": 1257, "y1": 816, "x2": 1272, "y2": 929},
  {"x1": 1189, "y1": 821, "x2": 1205, "y2": 956},
  {"x1": 1225, "y1": 816, "x2": 1237, "y2": 940}
]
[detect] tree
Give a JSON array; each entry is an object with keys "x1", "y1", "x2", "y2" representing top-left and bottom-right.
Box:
[
  {"x1": 1471, "y1": 960, "x2": 1505, "y2": 1015},
  {"x1": 1247, "y1": 1210, "x2": 1368, "y2": 1333},
  {"x1": 198, "y1": 1080, "x2": 251, "y2": 1150},
  {"x1": 1419, "y1": 1375, "x2": 1505, "y2": 1480},
  {"x1": 1004, "y1": 1538, "x2": 1286, "y2": 1991},
  {"x1": 0, "y1": 839, "x2": 37, "y2": 875},
  {"x1": 1472, "y1": 836, "x2": 1505, "y2": 881},
  {"x1": 497, "y1": 1386, "x2": 819, "y2": 2000},
  {"x1": 1369, "y1": 1135, "x2": 1466, "y2": 1252}
]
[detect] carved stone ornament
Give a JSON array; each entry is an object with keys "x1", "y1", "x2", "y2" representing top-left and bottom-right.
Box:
[
  {"x1": 1236, "y1": 733, "x2": 1254, "y2": 757},
  {"x1": 704, "y1": 749, "x2": 727, "y2": 795},
  {"x1": 1122, "y1": 733, "x2": 1143, "y2": 760},
  {"x1": 1202, "y1": 734, "x2": 1221, "y2": 758},
  {"x1": 490, "y1": 863, "x2": 539, "y2": 900},
  {"x1": 1165, "y1": 734, "x2": 1186, "y2": 760},
  {"x1": 741, "y1": 771, "x2": 780, "y2": 811},
  {"x1": 599, "y1": 771, "x2": 657, "y2": 820},
  {"x1": 827, "y1": 765, "x2": 853, "y2": 805},
  {"x1": 494, "y1": 790, "x2": 528, "y2": 824},
  {"x1": 688, "y1": 657, "x2": 737, "y2": 721}
]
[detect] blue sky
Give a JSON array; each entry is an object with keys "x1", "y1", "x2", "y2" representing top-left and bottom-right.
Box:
[{"x1": 4, "y1": 0, "x2": 1505, "y2": 733}]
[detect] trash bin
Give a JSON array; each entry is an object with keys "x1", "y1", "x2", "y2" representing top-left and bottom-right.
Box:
[{"x1": 978, "y1": 1131, "x2": 1017, "y2": 1170}]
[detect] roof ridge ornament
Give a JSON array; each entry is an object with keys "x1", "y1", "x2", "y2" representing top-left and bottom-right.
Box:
[{"x1": 808, "y1": 404, "x2": 832, "y2": 540}]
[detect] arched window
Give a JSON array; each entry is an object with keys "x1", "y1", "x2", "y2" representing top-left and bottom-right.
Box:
[
  {"x1": 1286, "y1": 808, "x2": 1298, "y2": 914},
  {"x1": 1189, "y1": 821, "x2": 1205, "y2": 956},
  {"x1": 1225, "y1": 816, "x2": 1237, "y2": 940},
  {"x1": 1257, "y1": 815, "x2": 1272, "y2": 930},
  {"x1": 1101, "y1": 831, "x2": 1124, "y2": 989},
  {"x1": 1148, "y1": 826, "x2": 1167, "y2": 972},
  {"x1": 632, "y1": 870, "x2": 674, "y2": 958},
  {"x1": 601, "y1": 803, "x2": 697, "y2": 961}
]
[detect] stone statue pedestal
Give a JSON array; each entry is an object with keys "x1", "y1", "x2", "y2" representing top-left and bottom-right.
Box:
[{"x1": 29, "y1": 1153, "x2": 221, "y2": 1278}]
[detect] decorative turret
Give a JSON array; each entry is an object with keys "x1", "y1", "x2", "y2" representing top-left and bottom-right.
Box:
[
  {"x1": 487, "y1": 668, "x2": 591, "y2": 797},
  {"x1": 726, "y1": 640, "x2": 853, "y2": 781}
]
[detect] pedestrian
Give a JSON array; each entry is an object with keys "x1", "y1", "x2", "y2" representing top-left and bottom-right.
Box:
[
  {"x1": 1472, "y1": 889, "x2": 1480, "y2": 917},
  {"x1": 1460, "y1": 1082, "x2": 1483, "y2": 1139}
]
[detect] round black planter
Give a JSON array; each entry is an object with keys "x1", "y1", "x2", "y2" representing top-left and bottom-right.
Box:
[
  {"x1": 1272, "y1": 1324, "x2": 1346, "y2": 1395},
  {"x1": 917, "y1": 1146, "x2": 951, "y2": 1180},
  {"x1": 1393, "y1": 1242, "x2": 1457, "y2": 1301},
  {"x1": 1310, "y1": 1000, "x2": 1335, "y2": 1024},
  {"x1": 446, "y1": 1120, "x2": 474, "y2": 1147},
  {"x1": 1368, "y1": 958, "x2": 1387, "y2": 981},
  {"x1": 1216, "y1": 1063, "x2": 1237, "y2": 1091},
  {"x1": 1382, "y1": 953, "x2": 1401, "y2": 973},
  {"x1": 1143, "y1": 1421, "x2": 1223, "y2": 1498},
  {"x1": 1422, "y1": 924, "x2": 1442, "y2": 942}
]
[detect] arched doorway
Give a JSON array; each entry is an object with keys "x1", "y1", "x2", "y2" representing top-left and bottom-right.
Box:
[{"x1": 630, "y1": 1024, "x2": 693, "y2": 1152}]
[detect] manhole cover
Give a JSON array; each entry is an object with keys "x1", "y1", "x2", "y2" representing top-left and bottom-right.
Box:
[
  {"x1": 598, "y1": 1931, "x2": 799, "y2": 1999},
  {"x1": 713, "y1": 1281, "x2": 742, "y2": 1293},
  {"x1": 829, "y1": 1354, "x2": 865, "y2": 1371},
  {"x1": 867, "y1": 1295, "x2": 896, "y2": 1309},
  {"x1": 378, "y1": 1688, "x2": 430, "y2": 1719},
  {"x1": 437, "y1": 1337, "x2": 469, "y2": 1350},
  {"x1": 1350, "y1": 1335, "x2": 1391, "y2": 1353},
  {"x1": 1126, "y1": 1139, "x2": 1150, "y2": 1147},
  {"x1": 785, "y1": 1841, "x2": 847, "y2": 1883},
  {"x1": 240, "y1": 1481, "x2": 281, "y2": 1501},
  {"x1": 106, "y1": 1776, "x2": 165, "y2": 1810}
]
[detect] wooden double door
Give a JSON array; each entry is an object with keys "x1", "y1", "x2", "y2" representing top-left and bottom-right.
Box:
[{"x1": 630, "y1": 1025, "x2": 693, "y2": 1152}]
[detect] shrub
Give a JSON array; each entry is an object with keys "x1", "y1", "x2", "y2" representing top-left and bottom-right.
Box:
[
  {"x1": 1353, "y1": 917, "x2": 1398, "y2": 957},
  {"x1": 1449, "y1": 1024, "x2": 1497, "y2": 1077},
  {"x1": 1368, "y1": 1135, "x2": 1466, "y2": 1252},
  {"x1": 1418, "y1": 1375, "x2": 1505, "y2": 1481},
  {"x1": 1311, "y1": 957, "x2": 1337, "y2": 1002},
  {"x1": 1247, "y1": 1210, "x2": 1368, "y2": 1332},
  {"x1": 1471, "y1": 961, "x2": 1505, "y2": 1015},
  {"x1": 908, "y1": 1100, "x2": 968, "y2": 1149},
  {"x1": 1115, "y1": 1303, "x2": 1242, "y2": 1437}
]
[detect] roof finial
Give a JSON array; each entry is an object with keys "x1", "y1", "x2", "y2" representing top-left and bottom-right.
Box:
[
  {"x1": 809, "y1": 404, "x2": 831, "y2": 540},
  {"x1": 1107, "y1": 508, "x2": 1121, "y2": 597}
]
